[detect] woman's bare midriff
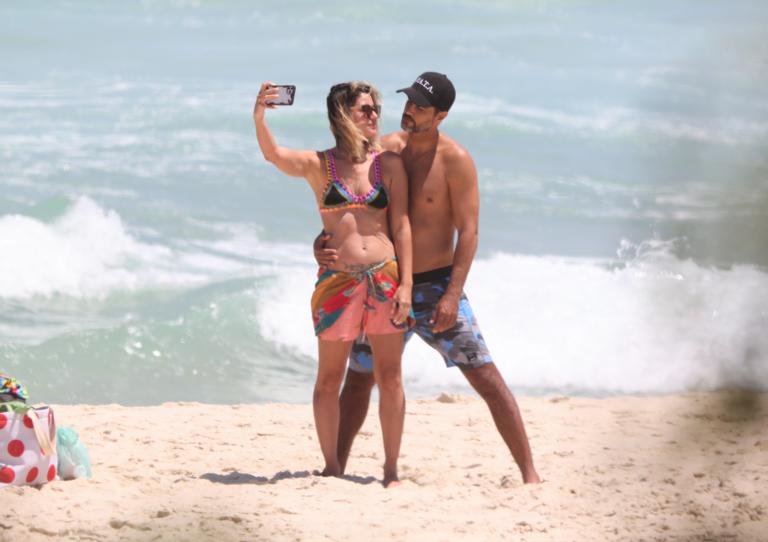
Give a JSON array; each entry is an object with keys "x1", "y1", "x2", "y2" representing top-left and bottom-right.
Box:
[{"x1": 321, "y1": 208, "x2": 395, "y2": 272}]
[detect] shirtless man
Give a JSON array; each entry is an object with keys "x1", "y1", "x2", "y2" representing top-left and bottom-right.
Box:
[{"x1": 316, "y1": 72, "x2": 540, "y2": 484}]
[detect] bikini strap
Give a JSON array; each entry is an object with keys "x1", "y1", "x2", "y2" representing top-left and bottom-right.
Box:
[{"x1": 325, "y1": 150, "x2": 339, "y2": 181}]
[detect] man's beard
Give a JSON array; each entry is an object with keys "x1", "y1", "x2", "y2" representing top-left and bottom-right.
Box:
[{"x1": 401, "y1": 114, "x2": 429, "y2": 133}]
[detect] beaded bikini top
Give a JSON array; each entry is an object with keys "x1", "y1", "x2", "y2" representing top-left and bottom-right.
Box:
[{"x1": 320, "y1": 150, "x2": 388, "y2": 213}]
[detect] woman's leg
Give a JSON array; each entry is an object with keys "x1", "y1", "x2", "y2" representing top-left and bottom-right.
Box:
[
  {"x1": 314, "y1": 339, "x2": 354, "y2": 476},
  {"x1": 367, "y1": 332, "x2": 406, "y2": 487}
]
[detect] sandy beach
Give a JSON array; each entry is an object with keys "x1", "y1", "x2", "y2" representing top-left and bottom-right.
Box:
[{"x1": 2, "y1": 391, "x2": 766, "y2": 542}]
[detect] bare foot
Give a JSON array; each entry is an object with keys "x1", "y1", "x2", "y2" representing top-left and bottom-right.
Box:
[
  {"x1": 318, "y1": 464, "x2": 341, "y2": 477},
  {"x1": 523, "y1": 469, "x2": 542, "y2": 484},
  {"x1": 383, "y1": 471, "x2": 400, "y2": 488}
]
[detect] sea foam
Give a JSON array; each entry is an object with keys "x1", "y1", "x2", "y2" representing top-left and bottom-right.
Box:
[
  {"x1": 0, "y1": 197, "x2": 202, "y2": 299},
  {"x1": 257, "y1": 241, "x2": 768, "y2": 395}
]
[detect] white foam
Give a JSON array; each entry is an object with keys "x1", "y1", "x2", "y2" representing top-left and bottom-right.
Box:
[
  {"x1": 256, "y1": 241, "x2": 768, "y2": 394},
  {"x1": 256, "y1": 266, "x2": 317, "y2": 359},
  {"x1": 0, "y1": 196, "x2": 327, "y2": 300},
  {"x1": 189, "y1": 221, "x2": 315, "y2": 268},
  {"x1": 467, "y1": 245, "x2": 768, "y2": 393},
  {"x1": 0, "y1": 197, "x2": 205, "y2": 299}
]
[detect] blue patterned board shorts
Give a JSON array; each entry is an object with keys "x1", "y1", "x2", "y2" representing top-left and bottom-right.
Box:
[{"x1": 349, "y1": 266, "x2": 493, "y2": 372}]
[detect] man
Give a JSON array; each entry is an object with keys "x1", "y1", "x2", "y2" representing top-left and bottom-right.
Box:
[{"x1": 316, "y1": 72, "x2": 540, "y2": 484}]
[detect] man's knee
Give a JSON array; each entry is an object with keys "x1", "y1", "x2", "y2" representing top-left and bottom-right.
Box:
[{"x1": 463, "y1": 363, "x2": 509, "y2": 400}]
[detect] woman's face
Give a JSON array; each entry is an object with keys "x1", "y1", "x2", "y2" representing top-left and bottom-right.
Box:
[{"x1": 349, "y1": 92, "x2": 379, "y2": 140}]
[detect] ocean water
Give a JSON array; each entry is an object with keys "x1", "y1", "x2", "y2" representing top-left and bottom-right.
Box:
[{"x1": 1, "y1": 1, "x2": 767, "y2": 405}]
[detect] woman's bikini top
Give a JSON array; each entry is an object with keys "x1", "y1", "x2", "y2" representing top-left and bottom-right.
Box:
[{"x1": 320, "y1": 150, "x2": 389, "y2": 213}]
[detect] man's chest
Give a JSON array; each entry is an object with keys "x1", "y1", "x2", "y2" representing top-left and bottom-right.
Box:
[{"x1": 406, "y1": 157, "x2": 449, "y2": 208}]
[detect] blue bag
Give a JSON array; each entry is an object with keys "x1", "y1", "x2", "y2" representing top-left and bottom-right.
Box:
[{"x1": 56, "y1": 427, "x2": 92, "y2": 480}]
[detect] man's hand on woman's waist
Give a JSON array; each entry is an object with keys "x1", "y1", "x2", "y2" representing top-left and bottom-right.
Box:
[{"x1": 313, "y1": 230, "x2": 338, "y2": 269}]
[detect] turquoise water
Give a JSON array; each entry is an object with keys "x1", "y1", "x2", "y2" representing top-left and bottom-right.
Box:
[{"x1": 1, "y1": 1, "x2": 767, "y2": 404}]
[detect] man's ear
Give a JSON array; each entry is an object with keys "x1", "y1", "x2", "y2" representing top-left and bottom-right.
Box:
[{"x1": 434, "y1": 111, "x2": 448, "y2": 127}]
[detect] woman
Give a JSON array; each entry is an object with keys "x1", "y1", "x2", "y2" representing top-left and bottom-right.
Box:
[{"x1": 253, "y1": 81, "x2": 412, "y2": 487}]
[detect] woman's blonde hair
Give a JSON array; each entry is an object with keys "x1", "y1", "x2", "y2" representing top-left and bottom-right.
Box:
[{"x1": 326, "y1": 81, "x2": 381, "y2": 163}]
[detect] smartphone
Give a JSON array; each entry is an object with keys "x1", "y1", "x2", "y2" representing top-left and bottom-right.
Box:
[{"x1": 267, "y1": 85, "x2": 296, "y2": 106}]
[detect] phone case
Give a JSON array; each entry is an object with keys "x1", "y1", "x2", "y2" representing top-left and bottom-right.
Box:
[{"x1": 269, "y1": 85, "x2": 295, "y2": 106}]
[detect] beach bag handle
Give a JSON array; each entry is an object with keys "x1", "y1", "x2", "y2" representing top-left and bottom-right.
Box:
[
  {"x1": 29, "y1": 408, "x2": 57, "y2": 456},
  {"x1": 0, "y1": 402, "x2": 57, "y2": 456}
]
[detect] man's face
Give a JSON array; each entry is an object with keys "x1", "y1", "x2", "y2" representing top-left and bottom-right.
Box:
[{"x1": 400, "y1": 99, "x2": 439, "y2": 133}]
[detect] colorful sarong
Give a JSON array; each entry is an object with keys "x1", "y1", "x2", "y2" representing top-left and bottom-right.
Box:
[{"x1": 311, "y1": 259, "x2": 411, "y2": 339}]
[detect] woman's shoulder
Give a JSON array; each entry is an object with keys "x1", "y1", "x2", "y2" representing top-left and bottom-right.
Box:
[
  {"x1": 377, "y1": 150, "x2": 406, "y2": 184},
  {"x1": 305, "y1": 149, "x2": 328, "y2": 170},
  {"x1": 281, "y1": 148, "x2": 325, "y2": 165},
  {"x1": 377, "y1": 149, "x2": 404, "y2": 167},
  {"x1": 380, "y1": 132, "x2": 407, "y2": 153}
]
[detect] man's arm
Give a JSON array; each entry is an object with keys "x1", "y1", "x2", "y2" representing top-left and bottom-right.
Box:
[{"x1": 431, "y1": 146, "x2": 479, "y2": 333}]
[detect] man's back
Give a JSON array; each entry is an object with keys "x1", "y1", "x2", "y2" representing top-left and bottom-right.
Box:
[{"x1": 381, "y1": 131, "x2": 475, "y2": 273}]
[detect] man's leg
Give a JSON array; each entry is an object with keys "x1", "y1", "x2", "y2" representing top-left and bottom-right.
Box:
[
  {"x1": 337, "y1": 367, "x2": 375, "y2": 473},
  {"x1": 409, "y1": 274, "x2": 541, "y2": 484},
  {"x1": 463, "y1": 362, "x2": 540, "y2": 484}
]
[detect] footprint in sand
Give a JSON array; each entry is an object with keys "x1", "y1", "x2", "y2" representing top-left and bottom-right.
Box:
[{"x1": 217, "y1": 516, "x2": 243, "y2": 524}]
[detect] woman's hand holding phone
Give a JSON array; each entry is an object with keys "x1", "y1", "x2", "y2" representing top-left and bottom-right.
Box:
[
  {"x1": 254, "y1": 82, "x2": 295, "y2": 117},
  {"x1": 252, "y1": 81, "x2": 302, "y2": 170},
  {"x1": 254, "y1": 81, "x2": 279, "y2": 119}
]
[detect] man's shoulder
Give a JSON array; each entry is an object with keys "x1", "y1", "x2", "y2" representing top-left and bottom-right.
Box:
[
  {"x1": 438, "y1": 133, "x2": 473, "y2": 167},
  {"x1": 380, "y1": 131, "x2": 407, "y2": 153}
]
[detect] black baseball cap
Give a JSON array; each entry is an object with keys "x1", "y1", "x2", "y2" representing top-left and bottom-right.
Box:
[{"x1": 397, "y1": 72, "x2": 456, "y2": 112}]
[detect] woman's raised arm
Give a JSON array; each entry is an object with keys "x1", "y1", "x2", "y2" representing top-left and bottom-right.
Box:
[{"x1": 253, "y1": 81, "x2": 319, "y2": 178}]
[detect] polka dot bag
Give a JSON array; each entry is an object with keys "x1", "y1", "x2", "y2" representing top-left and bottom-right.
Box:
[{"x1": 0, "y1": 374, "x2": 58, "y2": 487}]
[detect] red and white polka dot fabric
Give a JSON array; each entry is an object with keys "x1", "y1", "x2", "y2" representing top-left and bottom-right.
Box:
[{"x1": 0, "y1": 406, "x2": 58, "y2": 486}]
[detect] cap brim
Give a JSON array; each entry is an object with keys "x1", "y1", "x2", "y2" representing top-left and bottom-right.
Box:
[{"x1": 396, "y1": 87, "x2": 432, "y2": 107}]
